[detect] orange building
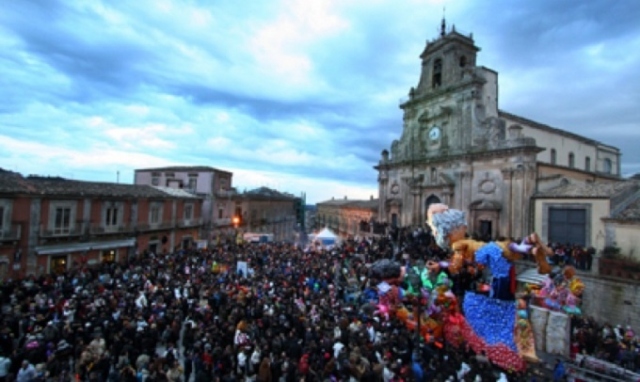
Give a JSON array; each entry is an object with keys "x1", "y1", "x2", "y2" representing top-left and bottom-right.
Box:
[{"x1": 0, "y1": 170, "x2": 203, "y2": 278}]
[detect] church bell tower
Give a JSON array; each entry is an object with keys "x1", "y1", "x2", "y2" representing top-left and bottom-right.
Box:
[{"x1": 415, "y1": 20, "x2": 480, "y2": 96}]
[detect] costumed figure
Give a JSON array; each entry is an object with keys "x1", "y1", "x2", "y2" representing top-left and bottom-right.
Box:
[
  {"x1": 533, "y1": 266, "x2": 584, "y2": 316},
  {"x1": 234, "y1": 320, "x2": 251, "y2": 348},
  {"x1": 426, "y1": 203, "x2": 553, "y2": 372},
  {"x1": 368, "y1": 259, "x2": 406, "y2": 320},
  {"x1": 514, "y1": 298, "x2": 538, "y2": 362},
  {"x1": 563, "y1": 266, "x2": 584, "y2": 316}
]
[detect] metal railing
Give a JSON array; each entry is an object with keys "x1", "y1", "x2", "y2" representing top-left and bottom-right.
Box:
[
  {"x1": 177, "y1": 218, "x2": 202, "y2": 228},
  {"x1": 39, "y1": 224, "x2": 83, "y2": 238},
  {"x1": 135, "y1": 221, "x2": 174, "y2": 232},
  {"x1": 89, "y1": 223, "x2": 135, "y2": 235},
  {"x1": 214, "y1": 218, "x2": 232, "y2": 226},
  {"x1": 215, "y1": 189, "x2": 236, "y2": 198}
]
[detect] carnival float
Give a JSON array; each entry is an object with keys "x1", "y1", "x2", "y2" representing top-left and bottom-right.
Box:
[{"x1": 363, "y1": 203, "x2": 585, "y2": 372}]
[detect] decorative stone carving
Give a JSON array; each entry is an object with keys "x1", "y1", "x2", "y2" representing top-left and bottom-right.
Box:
[{"x1": 479, "y1": 179, "x2": 496, "y2": 194}]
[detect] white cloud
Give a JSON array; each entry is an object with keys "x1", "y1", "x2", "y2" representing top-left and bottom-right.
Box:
[
  {"x1": 0, "y1": 135, "x2": 177, "y2": 172},
  {"x1": 0, "y1": 0, "x2": 639, "y2": 204}
]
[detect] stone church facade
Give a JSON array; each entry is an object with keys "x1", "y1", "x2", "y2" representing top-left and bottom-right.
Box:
[{"x1": 376, "y1": 25, "x2": 622, "y2": 242}]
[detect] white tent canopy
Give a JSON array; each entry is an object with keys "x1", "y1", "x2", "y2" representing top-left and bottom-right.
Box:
[{"x1": 312, "y1": 227, "x2": 340, "y2": 247}]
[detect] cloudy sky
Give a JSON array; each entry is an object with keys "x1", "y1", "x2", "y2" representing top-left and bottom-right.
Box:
[{"x1": 1, "y1": 0, "x2": 639, "y2": 204}]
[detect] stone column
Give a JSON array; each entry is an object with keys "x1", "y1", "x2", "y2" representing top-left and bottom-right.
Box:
[
  {"x1": 378, "y1": 169, "x2": 388, "y2": 223},
  {"x1": 500, "y1": 169, "x2": 513, "y2": 239},
  {"x1": 459, "y1": 171, "x2": 472, "y2": 217},
  {"x1": 522, "y1": 163, "x2": 537, "y2": 234},
  {"x1": 512, "y1": 166, "x2": 525, "y2": 239},
  {"x1": 411, "y1": 177, "x2": 421, "y2": 226},
  {"x1": 460, "y1": 171, "x2": 473, "y2": 216}
]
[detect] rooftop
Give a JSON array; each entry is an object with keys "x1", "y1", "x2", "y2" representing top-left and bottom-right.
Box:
[
  {"x1": 499, "y1": 110, "x2": 619, "y2": 152},
  {"x1": 241, "y1": 187, "x2": 298, "y2": 200},
  {"x1": 0, "y1": 170, "x2": 201, "y2": 199},
  {"x1": 534, "y1": 179, "x2": 636, "y2": 199},
  {"x1": 0, "y1": 170, "x2": 38, "y2": 194},
  {"x1": 135, "y1": 165, "x2": 232, "y2": 174},
  {"x1": 612, "y1": 197, "x2": 640, "y2": 222},
  {"x1": 317, "y1": 198, "x2": 378, "y2": 210},
  {"x1": 151, "y1": 186, "x2": 200, "y2": 199}
]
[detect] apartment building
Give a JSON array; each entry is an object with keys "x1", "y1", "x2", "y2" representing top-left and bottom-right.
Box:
[
  {"x1": 232, "y1": 187, "x2": 302, "y2": 242},
  {"x1": 0, "y1": 170, "x2": 203, "y2": 278},
  {"x1": 134, "y1": 166, "x2": 234, "y2": 239}
]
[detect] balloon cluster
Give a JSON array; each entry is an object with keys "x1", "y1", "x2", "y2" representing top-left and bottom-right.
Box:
[
  {"x1": 463, "y1": 292, "x2": 517, "y2": 352},
  {"x1": 444, "y1": 299, "x2": 527, "y2": 372},
  {"x1": 474, "y1": 243, "x2": 511, "y2": 278}
]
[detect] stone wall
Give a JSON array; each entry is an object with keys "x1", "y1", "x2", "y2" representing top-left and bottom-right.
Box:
[{"x1": 516, "y1": 260, "x2": 640, "y2": 330}]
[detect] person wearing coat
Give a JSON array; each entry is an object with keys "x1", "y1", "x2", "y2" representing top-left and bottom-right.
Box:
[{"x1": 257, "y1": 356, "x2": 272, "y2": 382}]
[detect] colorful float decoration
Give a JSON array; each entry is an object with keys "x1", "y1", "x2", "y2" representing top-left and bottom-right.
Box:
[
  {"x1": 530, "y1": 265, "x2": 584, "y2": 316},
  {"x1": 364, "y1": 203, "x2": 560, "y2": 372}
]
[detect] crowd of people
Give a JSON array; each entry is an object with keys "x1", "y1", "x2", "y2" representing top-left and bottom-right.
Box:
[
  {"x1": 0, "y1": 229, "x2": 635, "y2": 381},
  {"x1": 547, "y1": 245, "x2": 595, "y2": 272}
]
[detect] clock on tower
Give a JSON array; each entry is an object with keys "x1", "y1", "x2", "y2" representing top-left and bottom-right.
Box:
[{"x1": 429, "y1": 126, "x2": 441, "y2": 141}]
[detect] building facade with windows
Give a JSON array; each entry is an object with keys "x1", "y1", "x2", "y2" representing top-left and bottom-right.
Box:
[
  {"x1": 533, "y1": 178, "x2": 640, "y2": 256},
  {"x1": 0, "y1": 170, "x2": 203, "y2": 279},
  {"x1": 375, "y1": 24, "x2": 626, "y2": 246},
  {"x1": 316, "y1": 197, "x2": 381, "y2": 238},
  {"x1": 134, "y1": 166, "x2": 234, "y2": 239},
  {"x1": 231, "y1": 187, "x2": 301, "y2": 242}
]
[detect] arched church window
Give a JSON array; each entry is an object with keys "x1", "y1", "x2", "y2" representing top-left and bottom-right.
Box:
[
  {"x1": 459, "y1": 55, "x2": 467, "y2": 67},
  {"x1": 432, "y1": 58, "x2": 442, "y2": 88},
  {"x1": 569, "y1": 152, "x2": 575, "y2": 168}
]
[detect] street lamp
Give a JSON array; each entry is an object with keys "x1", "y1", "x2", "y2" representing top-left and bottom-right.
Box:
[{"x1": 232, "y1": 216, "x2": 240, "y2": 228}]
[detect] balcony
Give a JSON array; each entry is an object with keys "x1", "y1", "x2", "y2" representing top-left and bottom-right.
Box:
[
  {"x1": 39, "y1": 224, "x2": 83, "y2": 238},
  {"x1": 177, "y1": 218, "x2": 202, "y2": 228},
  {"x1": 215, "y1": 189, "x2": 236, "y2": 198},
  {"x1": 136, "y1": 221, "x2": 174, "y2": 232},
  {"x1": 0, "y1": 223, "x2": 21, "y2": 241},
  {"x1": 89, "y1": 223, "x2": 134, "y2": 235},
  {"x1": 214, "y1": 217, "x2": 232, "y2": 227}
]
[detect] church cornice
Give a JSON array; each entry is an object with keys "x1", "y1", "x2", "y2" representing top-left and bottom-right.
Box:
[{"x1": 374, "y1": 144, "x2": 544, "y2": 171}]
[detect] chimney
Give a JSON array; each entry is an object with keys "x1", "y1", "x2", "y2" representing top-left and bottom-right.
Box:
[{"x1": 344, "y1": 196, "x2": 347, "y2": 200}]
